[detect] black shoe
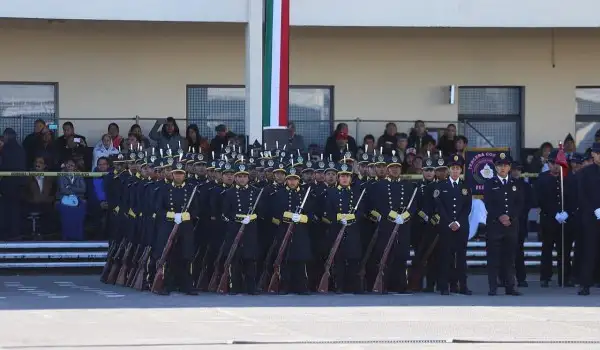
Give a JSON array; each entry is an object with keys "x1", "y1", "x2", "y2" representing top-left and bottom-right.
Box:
[
  {"x1": 297, "y1": 290, "x2": 310, "y2": 295},
  {"x1": 517, "y1": 281, "x2": 528, "y2": 288},
  {"x1": 458, "y1": 288, "x2": 473, "y2": 295},
  {"x1": 562, "y1": 281, "x2": 575, "y2": 288},
  {"x1": 541, "y1": 281, "x2": 550, "y2": 288},
  {"x1": 184, "y1": 290, "x2": 199, "y2": 296},
  {"x1": 422, "y1": 287, "x2": 435, "y2": 293},
  {"x1": 440, "y1": 290, "x2": 450, "y2": 295},
  {"x1": 449, "y1": 283, "x2": 459, "y2": 293},
  {"x1": 488, "y1": 289, "x2": 497, "y2": 296},
  {"x1": 578, "y1": 287, "x2": 590, "y2": 296},
  {"x1": 505, "y1": 288, "x2": 522, "y2": 296}
]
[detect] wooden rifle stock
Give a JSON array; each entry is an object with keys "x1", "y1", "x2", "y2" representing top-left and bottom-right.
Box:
[
  {"x1": 207, "y1": 242, "x2": 226, "y2": 292},
  {"x1": 194, "y1": 244, "x2": 211, "y2": 290},
  {"x1": 125, "y1": 244, "x2": 142, "y2": 287},
  {"x1": 268, "y1": 187, "x2": 312, "y2": 293},
  {"x1": 257, "y1": 238, "x2": 278, "y2": 292},
  {"x1": 372, "y1": 186, "x2": 419, "y2": 293},
  {"x1": 151, "y1": 185, "x2": 198, "y2": 295},
  {"x1": 100, "y1": 240, "x2": 119, "y2": 283},
  {"x1": 318, "y1": 188, "x2": 366, "y2": 293},
  {"x1": 115, "y1": 242, "x2": 134, "y2": 286},
  {"x1": 132, "y1": 246, "x2": 152, "y2": 291},
  {"x1": 217, "y1": 188, "x2": 265, "y2": 294},
  {"x1": 408, "y1": 234, "x2": 439, "y2": 291},
  {"x1": 106, "y1": 240, "x2": 127, "y2": 284},
  {"x1": 358, "y1": 224, "x2": 379, "y2": 290}
]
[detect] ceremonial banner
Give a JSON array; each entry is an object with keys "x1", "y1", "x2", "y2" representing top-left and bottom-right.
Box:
[{"x1": 465, "y1": 147, "x2": 510, "y2": 197}]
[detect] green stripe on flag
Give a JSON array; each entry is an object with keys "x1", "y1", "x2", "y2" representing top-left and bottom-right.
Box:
[{"x1": 262, "y1": 0, "x2": 274, "y2": 128}]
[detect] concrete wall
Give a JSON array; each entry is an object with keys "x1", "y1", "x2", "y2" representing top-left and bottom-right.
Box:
[{"x1": 1, "y1": 20, "x2": 599, "y2": 147}]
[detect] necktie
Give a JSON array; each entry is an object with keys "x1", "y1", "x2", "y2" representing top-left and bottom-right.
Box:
[{"x1": 502, "y1": 179, "x2": 506, "y2": 185}]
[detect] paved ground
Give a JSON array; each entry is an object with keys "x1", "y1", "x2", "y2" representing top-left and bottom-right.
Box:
[{"x1": 0, "y1": 274, "x2": 599, "y2": 350}]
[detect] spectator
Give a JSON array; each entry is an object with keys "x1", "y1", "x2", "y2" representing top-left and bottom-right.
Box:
[
  {"x1": 35, "y1": 128, "x2": 59, "y2": 171},
  {"x1": 55, "y1": 122, "x2": 87, "y2": 150},
  {"x1": 595, "y1": 129, "x2": 600, "y2": 143},
  {"x1": 437, "y1": 123, "x2": 458, "y2": 156},
  {"x1": 92, "y1": 134, "x2": 119, "y2": 171},
  {"x1": 56, "y1": 158, "x2": 87, "y2": 241},
  {"x1": 210, "y1": 124, "x2": 231, "y2": 155},
  {"x1": 421, "y1": 137, "x2": 437, "y2": 157},
  {"x1": 526, "y1": 141, "x2": 553, "y2": 174},
  {"x1": 325, "y1": 123, "x2": 358, "y2": 162},
  {"x1": 88, "y1": 157, "x2": 110, "y2": 240},
  {"x1": 357, "y1": 134, "x2": 376, "y2": 158},
  {"x1": 186, "y1": 124, "x2": 210, "y2": 154},
  {"x1": 395, "y1": 133, "x2": 408, "y2": 158},
  {"x1": 286, "y1": 122, "x2": 306, "y2": 152},
  {"x1": 149, "y1": 117, "x2": 187, "y2": 153},
  {"x1": 455, "y1": 135, "x2": 468, "y2": 158},
  {"x1": 408, "y1": 155, "x2": 423, "y2": 175},
  {"x1": 23, "y1": 156, "x2": 56, "y2": 237},
  {"x1": 58, "y1": 135, "x2": 87, "y2": 170},
  {"x1": 23, "y1": 119, "x2": 46, "y2": 167},
  {"x1": 376, "y1": 122, "x2": 398, "y2": 153},
  {"x1": 0, "y1": 128, "x2": 27, "y2": 240},
  {"x1": 564, "y1": 133, "x2": 575, "y2": 159},
  {"x1": 128, "y1": 124, "x2": 152, "y2": 149},
  {"x1": 408, "y1": 120, "x2": 434, "y2": 153},
  {"x1": 404, "y1": 147, "x2": 417, "y2": 169},
  {"x1": 107, "y1": 123, "x2": 123, "y2": 149},
  {"x1": 123, "y1": 132, "x2": 143, "y2": 152}
]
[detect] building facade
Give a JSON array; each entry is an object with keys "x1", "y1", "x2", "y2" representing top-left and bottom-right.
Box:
[{"x1": 1, "y1": 0, "x2": 600, "y2": 153}]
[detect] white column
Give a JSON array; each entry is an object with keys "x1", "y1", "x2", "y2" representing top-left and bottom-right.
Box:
[{"x1": 245, "y1": 0, "x2": 264, "y2": 146}]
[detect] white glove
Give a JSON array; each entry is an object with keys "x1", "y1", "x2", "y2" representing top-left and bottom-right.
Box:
[
  {"x1": 341, "y1": 215, "x2": 348, "y2": 225},
  {"x1": 555, "y1": 212, "x2": 563, "y2": 224},
  {"x1": 560, "y1": 211, "x2": 569, "y2": 222},
  {"x1": 595, "y1": 208, "x2": 600, "y2": 220},
  {"x1": 423, "y1": 214, "x2": 429, "y2": 222},
  {"x1": 174, "y1": 213, "x2": 183, "y2": 224},
  {"x1": 292, "y1": 213, "x2": 301, "y2": 223},
  {"x1": 377, "y1": 215, "x2": 382, "y2": 222},
  {"x1": 394, "y1": 216, "x2": 404, "y2": 225},
  {"x1": 241, "y1": 216, "x2": 250, "y2": 225}
]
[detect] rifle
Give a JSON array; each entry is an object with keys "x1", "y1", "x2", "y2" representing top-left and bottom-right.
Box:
[
  {"x1": 257, "y1": 237, "x2": 279, "y2": 292},
  {"x1": 217, "y1": 188, "x2": 265, "y2": 293},
  {"x1": 372, "y1": 186, "x2": 419, "y2": 293},
  {"x1": 106, "y1": 240, "x2": 127, "y2": 284},
  {"x1": 115, "y1": 242, "x2": 135, "y2": 286},
  {"x1": 132, "y1": 246, "x2": 152, "y2": 291},
  {"x1": 268, "y1": 186, "x2": 312, "y2": 293},
  {"x1": 125, "y1": 244, "x2": 143, "y2": 287},
  {"x1": 408, "y1": 233, "x2": 439, "y2": 291},
  {"x1": 358, "y1": 224, "x2": 379, "y2": 292},
  {"x1": 100, "y1": 239, "x2": 120, "y2": 283},
  {"x1": 207, "y1": 241, "x2": 226, "y2": 292},
  {"x1": 318, "y1": 188, "x2": 366, "y2": 293},
  {"x1": 194, "y1": 244, "x2": 212, "y2": 290},
  {"x1": 151, "y1": 185, "x2": 199, "y2": 294}
]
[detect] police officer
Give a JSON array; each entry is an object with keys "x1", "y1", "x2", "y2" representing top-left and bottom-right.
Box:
[
  {"x1": 534, "y1": 150, "x2": 571, "y2": 287},
  {"x1": 434, "y1": 154, "x2": 472, "y2": 295},
  {"x1": 483, "y1": 152, "x2": 523, "y2": 296},
  {"x1": 323, "y1": 163, "x2": 364, "y2": 293},
  {"x1": 510, "y1": 161, "x2": 534, "y2": 288},
  {"x1": 576, "y1": 142, "x2": 600, "y2": 295}
]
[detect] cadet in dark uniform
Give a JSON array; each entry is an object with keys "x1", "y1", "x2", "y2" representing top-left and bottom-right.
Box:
[
  {"x1": 271, "y1": 167, "x2": 313, "y2": 294},
  {"x1": 221, "y1": 162, "x2": 261, "y2": 294},
  {"x1": 323, "y1": 163, "x2": 364, "y2": 293},
  {"x1": 576, "y1": 142, "x2": 600, "y2": 295},
  {"x1": 434, "y1": 154, "x2": 472, "y2": 295},
  {"x1": 510, "y1": 161, "x2": 534, "y2": 288},
  {"x1": 483, "y1": 152, "x2": 523, "y2": 296},
  {"x1": 534, "y1": 150, "x2": 571, "y2": 287},
  {"x1": 367, "y1": 154, "x2": 418, "y2": 293},
  {"x1": 153, "y1": 157, "x2": 198, "y2": 295}
]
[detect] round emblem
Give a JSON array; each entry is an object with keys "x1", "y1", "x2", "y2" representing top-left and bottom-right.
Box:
[
  {"x1": 280, "y1": 151, "x2": 286, "y2": 158},
  {"x1": 279, "y1": 164, "x2": 284, "y2": 169},
  {"x1": 218, "y1": 160, "x2": 225, "y2": 167},
  {"x1": 249, "y1": 158, "x2": 255, "y2": 164},
  {"x1": 391, "y1": 156, "x2": 398, "y2": 163},
  {"x1": 425, "y1": 159, "x2": 432, "y2": 167},
  {"x1": 177, "y1": 149, "x2": 184, "y2": 155},
  {"x1": 268, "y1": 160, "x2": 274, "y2": 167},
  {"x1": 306, "y1": 161, "x2": 312, "y2": 168},
  {"x1": 225, "y1": 163, "x2": 231, "y2": 170},
  {"x1": 117, "y1": 154, "x2": 124, "y2": 160},
  {"x1": 297, "y1": 157, "x2": 303, "y2": 164},
  {"x1": 433, "y1": 189, "x2": 440, "y2": 198},
  {"x1": 362, "y1": 153, "x2": 369, "y2": 160},
  {"x1": 137, "y1": 152, "x2": 144, "y2": 159},
  {"x1": 130, "y1": 153, "x2": 136, "y2": 160},
  {"x1": 500, "y1": 153, "x2": 506, "y2": 159},
  {"x1": 318, "y1": 161, "x2": 325, "y2": 168},
  {"x1": 176, "y1": 163, "x2": 183, "y2": 170},
  {"x1": 344, "y1": 151, "x2": 352, "y2": 159},
  {"x1": 341, "y1": 164, "x2": 348, "y2": 172},
  {"x1": 198, "y1": 154, "x2": 204, "y2": 161},
  {"x1": 224, "y1": 147, "x2": 231, "y2": 154},
  {"x1": 378, "y1": 155, "x2": 385, "y2": 162},
  {"x1": 237, "y1": 154, "x2": 243, "y2": 160},
  {"x1": 239, "y1": 165, "x2": 246, "y2": 171},
  {"x1": 329, "y1": 162, "x2": 336, "y2": 168},
  {"x1": 167, "y1": 158, "x2": 174, "y2": 165},
  {"x1": 166, "y1": 149, "x2": 172, "y2": 156},
  {"x1": 150, "y1": 155, "x2": 157, "y2": 162},
  {"x1": 454, "y1": 155, "x2": 459, "y2": 161},
  {"x1": 438, "y1": 159, "x2": 444, "y2": 166},
  {"x1": 462, "y1": 188, "x2": 468, "y2": 195},
  {"x1": 289, "y1": 168, "x2": 296, "y2": 175},
  {"x1": 231, "y1": 152, "x2": 238, "y2": 159},
  {"x1": 512, "y1": 185, "x2": 517, "y2": 191},
  {"x1": 211, "y1": 161, "x2": 216, "y2": 168}
]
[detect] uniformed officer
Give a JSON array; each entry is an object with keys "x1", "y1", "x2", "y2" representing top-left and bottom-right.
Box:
[
  {"x1": 153, "y1": 156, "x2": 199, "y2": 295},
  {"x1": 483, "y1": 152, "x2": 523, "y2": 296},
  {"x1": 576, "y1": 142, "x2": 600, "y2": 295},
  {"x1": 323, "y1": 163, "x2": 364, "y2": 293},
  {"x1": 220, "y1": 162, "x2": 262, "y2": 294},
  {"x1": 434, "y1": 154, "x2": 472, "y2": 295},
  {"x1": 534, "y1": 149, "x2": 571, "y2": 287},
  {"x1": 367, "y1": 153, "x2": 418, "y2": 293},
  {"x1": 510, "y1": 161, "x2": 534, "y2": 288},
  {"x1": 271, "y1": 167, "x2": 314, "y2": 294}
]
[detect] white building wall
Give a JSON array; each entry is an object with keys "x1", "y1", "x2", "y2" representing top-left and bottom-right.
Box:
[{"x1": 0, "y1": 21, "x2": 598, "y2": 147}]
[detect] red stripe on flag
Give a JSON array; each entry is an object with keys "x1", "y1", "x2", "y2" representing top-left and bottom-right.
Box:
[{"x1": 278, "y1": 0, "x2": 290, "y2": 127}]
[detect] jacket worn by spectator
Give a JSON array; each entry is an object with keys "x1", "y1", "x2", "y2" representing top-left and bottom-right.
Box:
[
  {"x1": 407, "y1": 132, "x2": 434, "y2": 153},
  {"x1": 149, "y1": 121, "x2": 187, "y2": 152},
  {"x1": 57, "y1": 175, "x2": 86, "y2": 200},
  {"x1": 92, "y1": 141, "x2": 119, "y2": 171},
  {"x1": 24, "y1": 176, "x2": 56, "y2": 205},
  {"x1": 324, "y1": 134, "x2": 358, "y2": 162}
]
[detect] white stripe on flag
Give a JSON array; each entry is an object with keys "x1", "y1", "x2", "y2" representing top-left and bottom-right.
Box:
[{"x1": 269, "y1": 0, "x2": 282, "y2": 127}]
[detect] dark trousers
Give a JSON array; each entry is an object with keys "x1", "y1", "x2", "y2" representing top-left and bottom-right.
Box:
[
  {"x1": 231, "y1": 259, "x2": 257, "y2": 294},
  {"x1": 580, "y1": 218, "x2": 600, "y2": 288},
  {"x1": 0, "y1": 195, "x2": 22, "y2": 240},
  {"x1": 282, "y1": 261, "x2": 309, "y2": 294},
  {"x1": 333, "y1": 256, "x2": 360, "y2": 293},
  {"x1": 515, "y1": 217, "x2": 528, "y2": 283},
  {"x1": 165, "y1": 255, "x2": 194, "y2": 293},
  {"x1": 540, "y1": 217, "x2": 572, "y2": 284},
  {"x1": 486, "y1": 222, "x2": 518, "y2": 290},
  {"x1": 437, "y1": 227, "x2": 469, "y2": 291}
]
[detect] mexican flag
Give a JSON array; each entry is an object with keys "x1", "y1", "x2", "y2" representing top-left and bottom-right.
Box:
[{"x1": 263, "y1": 0, "x2": 290, "y2": 128}]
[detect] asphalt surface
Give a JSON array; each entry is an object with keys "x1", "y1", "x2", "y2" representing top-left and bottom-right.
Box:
[{"x1": 0, "y1": 274, "x2": 599, "y2": 350}]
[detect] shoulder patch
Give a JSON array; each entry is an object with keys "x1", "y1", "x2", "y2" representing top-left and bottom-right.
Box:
[{"x1": 433, "y1": 189, "x2": 440, "y2": 198}]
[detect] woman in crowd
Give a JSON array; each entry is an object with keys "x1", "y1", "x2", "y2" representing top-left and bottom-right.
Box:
[
  {"x1": 150, "y1": 117, "x2": 187, "y2": 152},
  {"x1": 376, "y1": 122, "x2": 398, "y2": 154},
  {"x1": 186, "y1": 123, "x2": 209, "y2": 153},
  {"x1": 56, "y1": 158, "x2": 87, "y2": 241},
  {"x1": 92, "y1": 133, "x2": 119, "y2": 171},
  {"x1": 128, "y1": 124, "x2": 152, "y2": 149},
  {"x1": 437, "y1": 123, "x2": 458, "y2": 156},
  {"x1": 526, "y1": 141, "x2": 553, "y2": 173},
  {"x1": 108, "y1": 123, "x2": 123, "y2": 149}
]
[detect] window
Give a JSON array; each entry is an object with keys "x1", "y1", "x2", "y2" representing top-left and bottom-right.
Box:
[
  {"x1": 186, "y1": 85, "x2": 333, "y2": 148},
  {"x1": 0, "y1": 83, "x2": 58, "y2": 141},
  {"x1": 575, "y1": 87, "x2": 600, "y2": 153},
  {"x1": 458, "y1": 86, "x2": 523, "y2": 159}
]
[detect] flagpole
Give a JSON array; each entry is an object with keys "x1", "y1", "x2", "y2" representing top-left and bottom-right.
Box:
[{"x1": 558, "y1": 141, "x2": 565, "y2": 289}]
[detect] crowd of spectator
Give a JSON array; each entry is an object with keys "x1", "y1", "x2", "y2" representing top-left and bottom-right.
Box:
[{"x1": 0, "y1": 117, "x2": 599, "y2": 243}]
